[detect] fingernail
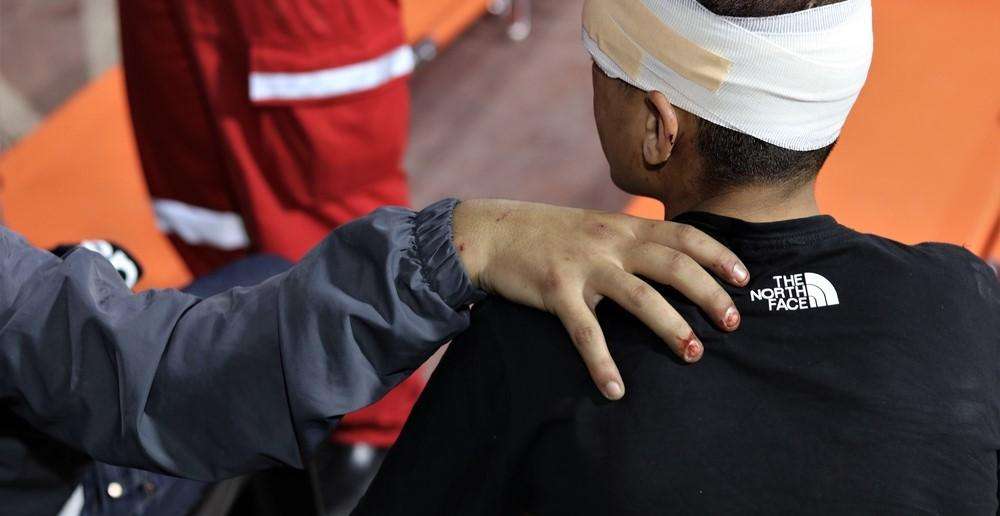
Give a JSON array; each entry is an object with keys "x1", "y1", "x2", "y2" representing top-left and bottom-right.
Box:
[
  {"x1": 724, "y1": 306, "x2": 740, "y2": 329},
  {"x1": 732, "y1": 262, "x2": 749, "y2": 284},
  {"x1": 684, "y1": 339, "x2": 703, "y2": 362},
  {"x1": 604, "y1": 380, "x2": 625, "y2": 400}
]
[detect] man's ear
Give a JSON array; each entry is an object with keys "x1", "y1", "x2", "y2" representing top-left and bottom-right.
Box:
[{"x1": 642, "y1": 91, "x2": 679, "y2": 169}]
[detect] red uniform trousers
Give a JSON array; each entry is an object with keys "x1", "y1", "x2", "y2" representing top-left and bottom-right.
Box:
[{"x1": 120, "y1": 0, "x2": 421, "y2": 447}]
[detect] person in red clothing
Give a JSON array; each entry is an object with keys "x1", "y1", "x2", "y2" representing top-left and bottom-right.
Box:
[
  {"x1": 118, "y1": 0, "x2": 422, "y2": 508},
  {"x1": 120, "y1": 0, "x2": 413, "y2": 271}
]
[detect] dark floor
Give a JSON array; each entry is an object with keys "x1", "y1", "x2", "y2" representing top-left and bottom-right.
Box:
[{"x1": 408, "y1": 1, "x2": 629, "y2": 212}]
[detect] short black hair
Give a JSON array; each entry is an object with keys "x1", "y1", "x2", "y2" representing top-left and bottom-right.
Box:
[{"x1": 693, "y1": 0, "x2": 846, "y2": 192}]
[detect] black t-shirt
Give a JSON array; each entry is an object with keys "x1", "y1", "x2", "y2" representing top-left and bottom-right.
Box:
[{"x1": 355, "y1": 212, "x2": 1000, "y2": 515}]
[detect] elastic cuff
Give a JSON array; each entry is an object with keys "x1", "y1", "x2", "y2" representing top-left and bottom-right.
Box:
[{"x1": 413, "y1": 199, "x2": 488, "y2": 310}]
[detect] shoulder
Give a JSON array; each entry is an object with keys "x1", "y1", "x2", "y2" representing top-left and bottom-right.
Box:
[
  {"x1": 911, "y1": 242, "x2": 1000, "y2": 315},
  {"x1": 461, "y1": 297, "x2": 576, "y2": 361},
  {"x1": 852, "y1": 232, "x2": 995, "y2": 287},
  {"x1": 454, "y1": 297, "x2": 594, "y2": 395},
  {"x1": 866, "y1": 234, "x2": 999, "y2": 317},
  {"x1": 467, "y1": 297, "x2": 572, "y2": 341},
  {"x1": 906, "y1": 241, "x2": 997, "y2": 300},
  {"x1": 912, "y1": 240, "x2": 995, "y2": 273}
]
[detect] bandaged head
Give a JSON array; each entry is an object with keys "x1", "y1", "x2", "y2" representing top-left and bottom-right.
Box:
[{"x1": 583, "y1": 0, "x2": 873, "y2": 151}]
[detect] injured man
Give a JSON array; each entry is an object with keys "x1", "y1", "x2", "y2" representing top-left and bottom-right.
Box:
[{"x1": 355, "y1": 0, "x2": 1000, "y2": 514}]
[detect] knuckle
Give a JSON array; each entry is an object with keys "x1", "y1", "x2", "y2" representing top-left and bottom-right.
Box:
[
  {"x1": 626, "y1": 242, "x2": 655, "y2": 269},
  {"x1": 677, "y1": 224, "x2": 713, "y2": 251},
  {"x1": 676, "y1": 252, "x2": 699, "y2": 272},
  {"x1": 662, "y1": 248, "x2": 687, "y2": 270},
  {"x1": 636, "y1": 241, "x2": 659, "y2": 257},
  {"x1": 541, "y1": 267, "x2": 567, "y2": 292},
  {"x1": 676, "y1": 223, "x2": 698, "y2": 242},
  {"x1": 586, "y1": 220, "x2": 619, "y2": 241},
  {"x1": 627, "y1": 282, "x2": 655, "y2": 308},
  {"x1": 570, "y1": 325, "x2": 599, "y2": 348}
]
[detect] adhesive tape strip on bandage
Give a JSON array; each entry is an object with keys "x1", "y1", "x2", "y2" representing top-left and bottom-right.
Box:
[{"x1": 583, "y1": 0, "x2": 732, "y2": 91}]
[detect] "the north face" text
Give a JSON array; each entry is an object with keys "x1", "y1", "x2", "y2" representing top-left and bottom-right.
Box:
[{"x1": 750, "y1": 272, "x2": 839, "y2": 311}]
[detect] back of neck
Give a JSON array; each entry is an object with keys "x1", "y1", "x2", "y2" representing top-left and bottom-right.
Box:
[{"x1": 665, "y1": 181, "x2": 820, "y2": 222}]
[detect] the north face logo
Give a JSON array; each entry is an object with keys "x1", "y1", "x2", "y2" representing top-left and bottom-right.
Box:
[{"x1": 750, "y1": 273, "x2": 839, "y2": 312}]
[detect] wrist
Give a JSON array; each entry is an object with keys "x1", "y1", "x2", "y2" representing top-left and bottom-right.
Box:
[
  {"x1": 408, "y1": 199, "x2": 487, "y2": 309},
  {"x1": 451, "y1": 199, "x2": 509, "y2": 292}
]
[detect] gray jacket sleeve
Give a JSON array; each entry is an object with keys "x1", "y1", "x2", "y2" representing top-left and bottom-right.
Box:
[{"x1": 0, "y1": 198, "x2": 484, "y2": 481}]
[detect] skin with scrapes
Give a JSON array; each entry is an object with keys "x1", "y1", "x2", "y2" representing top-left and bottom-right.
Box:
[{"x1": 451, "y1": 198, "x2": 749, "y2": 400}]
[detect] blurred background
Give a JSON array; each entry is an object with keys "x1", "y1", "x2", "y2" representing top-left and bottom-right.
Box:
[
  {"x1": 0, "y1": 0, "x2": 623, "y2": 208},
  {"x1": 1, "y1": 0, "x2": 997, "y2": 286},
  {"x1": 0, "y1": 1, "x2": 997, "y2": 515}
]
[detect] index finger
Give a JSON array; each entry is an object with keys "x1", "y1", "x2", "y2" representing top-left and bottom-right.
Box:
[
  {"x1": 550, "y1": 296, "x2": 625, "y2": 401},
  {"x1": 638, "y1": 220, "x2": 749, "y2": 286}
]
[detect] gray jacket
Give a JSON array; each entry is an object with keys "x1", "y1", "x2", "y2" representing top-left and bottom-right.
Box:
[{"x1": 0, "y1": 199, "x2": 483, "y2": 488}]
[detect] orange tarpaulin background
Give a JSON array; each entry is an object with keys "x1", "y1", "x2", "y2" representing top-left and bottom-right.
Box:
[{"x1": 627, "y1": 0, "x2": 1000, "y2": 261}]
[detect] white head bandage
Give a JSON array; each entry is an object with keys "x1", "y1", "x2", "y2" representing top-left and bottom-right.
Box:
[{"x1": 583, "y1": 0, "x2": 873, "y2": 151}]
